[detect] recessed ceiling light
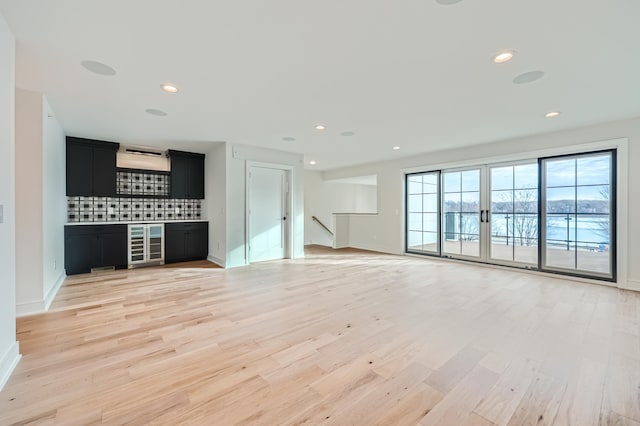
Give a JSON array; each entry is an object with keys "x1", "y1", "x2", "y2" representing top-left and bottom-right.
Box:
[
  {"x1": 314, "y1": 124, "x2": 326, "y2": 131},
  {"x1": 435, "y1": 0, "x2": 464, "y2": 4},
  {"x1": 309, "y1": 160, "x2": 317, "y2": 165},
  {"x1": 282, "y1": 137, "x2": 296, "y2": 142},
  {"x1": 81, "y1": 60, "x2": 116, "y2": 76},
  {"x1": 492, "y1": 50, "x2": 516, "y2": 64},
  {"x1": 340, "y1": 131, "x2": 356, "y2": 137},
  {"x1": 545, "y1": 111, "x2": 561, "y2": 118},
  {"x1": 393, "y1": 146, "x2": 400, "y2": 150},
  {"x1": 160, "y1": 83, "x2": 179, "y2": 93},
  {"x1": 513, "y1": 70, "x2": 545, "y2": 85},
  {"x1": 145, "y1": 108, "x2": 168, "y2": 117}
]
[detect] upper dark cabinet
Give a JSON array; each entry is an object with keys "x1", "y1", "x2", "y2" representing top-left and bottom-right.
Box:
[
  {"x1": 66, "y1": 137, "x2": 118, "y2": 197},
  {"x1": 169, "y1": 150, "x2": 205, "y2": 199}
]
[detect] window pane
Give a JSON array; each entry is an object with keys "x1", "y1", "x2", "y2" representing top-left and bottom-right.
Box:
[
  {"x1": 422, "y1": 174, "x2": 438, "y2": 193},
  {"x1": 577, "y1": 185, "x2": 609, "y2": 214},
  {"x1": 460, "y1": 214, "x2": 479, "y2": 236},
  {"x1": 443, "y1": 172, "x2": 461, "y2": 193},
  {"x1": 577, "y1": 247, "x2": 610, "y2": 274},
  {"x1": 515, "y1": 164, "x2": 538, "y2": 189},
  {"x1": 512, "y1": 214, "x2": 538, "y2": 246},
  {"x1": 421, "y1": 232, "x2": 438, "y2": 252},
  {"x1": 461, "y1": 170, "x2": 480, "y2": 192},
  {"x1": 513, "y1": 189, "x2": 537, "y2": 213},
  {"x1": 443, "y1": 192, "x2": 460, "y2": 212},
  {"x1": 422, "y1": 213, "x2": 438, "y2": 233},
  {"x1": 443, "y1": 236, "x2": 461, "y2": 255},
  {"x1": 547, "y1": 187, "x2": 575, "y2": 213},
  {"x1": 461, "y1": 192, "x2": 480, "y2": 213},
  {"x1": 492, "y1": 190, "x2": 513, "y2": 213},
  {"x1": 546, "y1": 159, "x2": 576, "y2": 187},
  {"x1": 461, "y1": 235, "x2": 480, "y2": 256},
  {"x1": 577, "y1": 154, "x2": 610, "y2": 186},
  {"x1": 576, "y1": 214, "x2": 609, "y2": 244},
  {"x1": 408, "y1": 194, "x2": 423, "y2": 213},
  {"x1": 423, "y1": 193, "x2": 439, "y2": 213},
  {"x1": 408, "y1": 213, "x2": 422, "y2": 231},
  {"x1": 407, "y1": 176, "x2": 422, "y2": 195},
  {"x1": 491, "y1": 166, "x2": 513, "y2": 191},
  {"x1": 407, "y1": 231, "x2": 422, "y2": 251}
]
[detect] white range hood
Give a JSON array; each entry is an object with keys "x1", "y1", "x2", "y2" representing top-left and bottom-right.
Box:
[{"x1": 116, "y1": 145, "x2": 170, "y2": 172}]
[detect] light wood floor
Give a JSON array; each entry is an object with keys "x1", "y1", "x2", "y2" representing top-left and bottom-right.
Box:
[{"x1": 1, "y1": 246, "x2": 639, "y2": 425}]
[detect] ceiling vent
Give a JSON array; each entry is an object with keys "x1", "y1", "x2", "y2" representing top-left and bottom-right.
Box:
[{"x1": 116, "y1": 145, "x2": 170, "y2": 172}]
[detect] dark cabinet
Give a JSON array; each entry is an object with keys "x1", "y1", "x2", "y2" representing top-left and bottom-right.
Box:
[
  {"x1": 64, "y1": 225, "x2": 127, "y2": 275},
  {"x1": 169, "y1": 150, "x2": 205, "y2": 199},
  {"x1": 66, "y1": 137, "x2": 118, "y2": 197},
  {"x1": 165, "y1": 222, "x2": 208, "y2": 263}
]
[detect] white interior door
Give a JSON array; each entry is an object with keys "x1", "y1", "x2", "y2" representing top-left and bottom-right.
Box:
[{"x1": 248, "y1": 166, "x2": 287, "y2": 262}]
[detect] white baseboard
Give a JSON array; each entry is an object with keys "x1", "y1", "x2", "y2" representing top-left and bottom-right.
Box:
[
  {"x1": 16, "y1": 273, "x2": 66, "y2": 317},
  {"x1": 44, "y1": 272, "x2": 66, "y2": 311},
  {"x1": 16, "y1": 299, "x2": 45, "y2": 317},
  {"x1": 621, "y1": 279, "x2": 640, "y2": 292},
  {"x1": 0, "y1": 342, "x2": 21, "y2": 391},
  {"x1": 207, "y1": 255, "x2": 225, "y2": 268}
]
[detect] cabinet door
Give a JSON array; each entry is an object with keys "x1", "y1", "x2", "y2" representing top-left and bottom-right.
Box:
[
  {"x1": 66, "y1": 143, "x2": 93, "y2": 196},
  {"x1": 165, "y1": 229, "x2": 187, "y2": 262},
  {"x1": 101, "y1": 232, "x2": 128, "y2": 269},
  {"x1": 188, "y1": 156, "x2": 205, "y2": 199},
  {"x1": 186, "y1": 228, "x2": 208, "y2": 259},
  {"x1": 93, "y1": 147, "x2": 117, "y2": 196},
  {"x1": 170, "y1": 155, "x2": 189, "y2": 199},
  {"x1": 64, "y1": 233, "x2": 95, "y2": 275}
]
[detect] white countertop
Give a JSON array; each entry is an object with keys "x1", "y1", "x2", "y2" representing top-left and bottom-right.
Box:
[{"x1": 66, "y1": 219, "x2": 208, "y2": 226}]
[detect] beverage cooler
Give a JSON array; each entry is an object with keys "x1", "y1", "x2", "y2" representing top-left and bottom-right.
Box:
[{"x1": 128, "y1": 223, "x2": 164, "y2": 267}]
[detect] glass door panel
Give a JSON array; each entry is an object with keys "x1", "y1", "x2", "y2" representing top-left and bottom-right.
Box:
[
  {"x1": 541, "y1": 151, "x2": 614, "y2": 279},
  {"x1": 406, "y1": 171, "x2": 440, "y2": 255},
  {"x1": 442, "y1": 169, "x2": 481, "y2": 258},
  {"x1": 489, "y1": 163, "x2": 538, "y2": 266}
]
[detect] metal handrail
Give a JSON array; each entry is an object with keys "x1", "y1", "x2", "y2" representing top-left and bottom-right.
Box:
[{"x1": 312, "y1": 216, "x2": 334, "y2": 236}]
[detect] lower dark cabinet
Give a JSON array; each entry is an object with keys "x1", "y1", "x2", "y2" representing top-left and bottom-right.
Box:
[
  {"x1": 165, "y1": 222, "x2": 208, "y2": 263},
  {"x1": 64, "y1": 225, "x2": 127, "y2": 275}
]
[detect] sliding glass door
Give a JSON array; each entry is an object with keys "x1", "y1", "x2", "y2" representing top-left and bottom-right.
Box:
[
  {"x1": 489, "y1": 163, "x2": 539, "y2": 266},
  {"x1": 406, "y1": 171, "x2": 440, "y2": 255},
  {"x1": 405, "y1": 149, "x2": 616, "y2": 281},
  {"x1": 442, "y1": 169, "x2": 482, "y2": 259},
  {"x1": 541, "y1": 151, "x2": 615, "y2": 279}
]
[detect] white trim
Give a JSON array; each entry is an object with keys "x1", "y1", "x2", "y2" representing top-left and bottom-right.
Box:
[
  {"x1": 44, "y1": 272, "x2": 66, "y2": 311},
  {"x1": 246, "y1": 161, "x2": 294, "y2": 264},
  {"x1": 207, "y1": 255, "x2": 225, "y2": 268},
  {"x1": 622, "y1": 279, "x2": 640, "y2": 292},
  {"x1": 401, "y1": 138, "x2": 627, "y2": 175},
  {"x1": 0, "y1": 342, "x2": 21, "y2": 391},
  {"x1": 16, "y1": 299, "x2": 45, "y2": 317}
]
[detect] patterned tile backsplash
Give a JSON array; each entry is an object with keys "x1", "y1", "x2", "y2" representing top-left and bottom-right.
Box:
[
  {"x1": 68, "y1": 197, "x2": 203, "y2": 223},
  {"x1": 117, "y1": 171, "x2": 169, "y2": 196}
]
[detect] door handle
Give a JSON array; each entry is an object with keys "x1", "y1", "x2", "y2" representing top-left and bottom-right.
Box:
[
  {"x1": 486, "y1": 210, "x2": 490, "y2": 222},
  {"x1": 481, "y1": 210, "x2": 485, "y2": 223},
  {"x1": 283, "y1": 217, "x2": 287, "y2": 221}
]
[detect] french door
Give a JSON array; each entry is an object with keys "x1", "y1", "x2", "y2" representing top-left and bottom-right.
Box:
[{"x1": 406, "y1": 150, "x2": 615, "y2": 281}]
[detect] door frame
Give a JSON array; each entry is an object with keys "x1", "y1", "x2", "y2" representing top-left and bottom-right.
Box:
[{"x1": 245, "y1": 161, "x2": 293, "y2": 263}]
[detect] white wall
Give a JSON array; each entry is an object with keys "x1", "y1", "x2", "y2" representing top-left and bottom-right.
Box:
[
  {"x1": 205, "y1": 142, "x2": 227, "y2": 266},
  {"x1": 0, "y1": 13, "x2": 20, "y2": 391},
  {"x1": 321, "y1": 116, "x2": 640, "y2": 289},
  {"x1": 226, "y1": 143, "x2": 305, "y2": 268},
  {"x1": 304, "y1": 170, "x2": 378, "y2": 246},
  {"x1": 41, "y1": 97, "x2": 66, "y2": 305},
  {"x1": 15, "y1": 89, "x2": 43, "y2": 311},
  {"x1": 15, "y1": 88, "x2": 65, "y2": 316}
]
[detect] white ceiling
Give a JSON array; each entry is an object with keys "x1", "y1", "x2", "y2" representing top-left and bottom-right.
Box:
[{"x1": 1, "y1": 0, "x2": 639, "y2": 170}]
